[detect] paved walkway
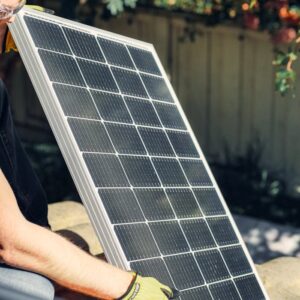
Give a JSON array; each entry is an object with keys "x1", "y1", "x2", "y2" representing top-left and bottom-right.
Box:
[{"x1": 234, "y1": 215, "x2": 300, "y2": 264}]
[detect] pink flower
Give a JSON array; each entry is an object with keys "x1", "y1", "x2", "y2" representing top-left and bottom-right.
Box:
[
  {"x1": 244, "y1": 13, "x2": 260, "y2": 30},
  {"x1": 272, "y1": 27, "x2": 297, "y2": 44}
]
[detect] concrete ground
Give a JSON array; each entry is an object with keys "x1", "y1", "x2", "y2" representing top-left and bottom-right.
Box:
[{"x1": 234, "y1": 215, "x2": 300, "y2": 264}]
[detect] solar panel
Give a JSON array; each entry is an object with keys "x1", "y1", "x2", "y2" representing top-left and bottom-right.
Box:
[{"x1": 10, "y1": 8, "x2": 269, "y2": 299}]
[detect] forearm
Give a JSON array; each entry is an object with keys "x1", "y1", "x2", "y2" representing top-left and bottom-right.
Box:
[
  {"x1": 4, "y1": 220, "x2": 132, "y2": 299},
  {"x1": 0, "y1": 169, "x2": 131, "y2": 299}
]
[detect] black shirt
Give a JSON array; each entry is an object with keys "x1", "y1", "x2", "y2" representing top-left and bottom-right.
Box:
[{"x1": 0, "y1": 80, "x2": 48, "y2": 226}]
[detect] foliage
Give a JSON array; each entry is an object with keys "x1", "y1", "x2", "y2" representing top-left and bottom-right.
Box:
[
  {"x1": 273, "y1": 37, "x2": 300, "y2": 96},
  {"x1": 106, "y1": 0, "x2": 137, "y2": 15},
  {"x1": 223, "y1": 139, "x2": 285, "y2": 198},
  {"x1": 211, "y1": 141, "x2": 300, "y2": 226}
]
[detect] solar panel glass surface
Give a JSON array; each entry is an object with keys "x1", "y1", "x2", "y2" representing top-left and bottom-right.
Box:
[{"x1": 11, "y1": 10, "x2": 268, "y2": 299}]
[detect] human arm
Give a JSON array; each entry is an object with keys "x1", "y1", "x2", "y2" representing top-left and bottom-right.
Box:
[{"x1": 0, "y1": 169, "x2": 132, "y2": 299}]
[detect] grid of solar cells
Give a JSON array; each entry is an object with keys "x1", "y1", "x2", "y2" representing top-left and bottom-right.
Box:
[{"x1": 22, "y1": 13, "x2": 267, "y2": 300}]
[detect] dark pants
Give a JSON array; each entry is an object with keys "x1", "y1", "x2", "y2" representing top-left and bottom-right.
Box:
[{"x1": 0, "y1": 79, "x2": 48, "y2": 226}]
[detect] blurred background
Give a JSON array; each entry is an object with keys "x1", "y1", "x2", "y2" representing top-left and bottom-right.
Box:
[{"x1": 3, "y1": 0, "x2": 300, "y2": 264}]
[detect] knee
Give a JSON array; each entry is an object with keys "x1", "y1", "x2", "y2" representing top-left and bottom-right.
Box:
[
  {"x1": 28, "y1": 273, "x2": 55, "y2": 300},
  {"x1": 0, "y1": 266, "x2": 55, "y2": 300}
]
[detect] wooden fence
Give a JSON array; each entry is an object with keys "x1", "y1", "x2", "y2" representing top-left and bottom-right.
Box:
[
  {"x1": 9, "y1": 10, "x2": 300, "y2": 194},
  {"x1": 97, "y1": 12, "x2": 300, "y2": 194}
]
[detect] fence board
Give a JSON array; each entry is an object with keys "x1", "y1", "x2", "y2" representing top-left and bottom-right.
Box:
[
  {"x1": 285, "y1": 65, "x2": 300, "y2": 194},
  {"x1": 208, "y1": 30, "x2": 224, "y2": 160},
  {"x1": 239, "y1": 33, "x2": 256, "y2": 155},
  {"x1": 251, "y1": 39, "x2": 274, "y2": 166},
  {"x1": 170, "y1": 20, "x2": 210, "y2": 149}
]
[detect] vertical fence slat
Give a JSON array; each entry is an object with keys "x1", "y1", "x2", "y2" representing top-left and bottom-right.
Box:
[
  {"x1": 271, "y1": 83, "x2": 288, "y2": 175},
  {"x1": 253, "y1": 40, "x2": 274, "y2": 164},
  {"x1": 208, "y1": 31, "x2": 223, "y2": 160},
  {"x1": 170, "y1": 21, "x2": 210, "y2": 149},
  {"x1": 239, "y1": 33, "x2": 256, "y2": 155},
  {"x1": 220, "y1": 29, "x2": 242, "y2": 159},
  {"x1": 208, "y1": 29, "x2": 241, "y2": 162},
  {"x1": 285, "y1": 65, "x2": 300, "y2": 194}
]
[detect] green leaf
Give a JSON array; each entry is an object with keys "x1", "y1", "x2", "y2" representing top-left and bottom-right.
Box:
[
  {"x1": 250, "y1": 0, "x2": 257, "y2": 9},
  {"x1": 288, "y1": 52, "x2": 298, "y2": 61},
  {"x1": 106, "y1": 0, "x2": 124, "y2": 15},
  {"x1": 124, "y1": 0, "x2": 138, "y2": 9}
]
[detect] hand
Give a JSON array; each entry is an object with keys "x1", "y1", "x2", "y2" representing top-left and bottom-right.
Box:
[
  {"x1": 119, "y1": 273, "x2": 174, "y2": 300},
  {"x1": 2, "y1": 5, "x2": 54, "y2": 54}
]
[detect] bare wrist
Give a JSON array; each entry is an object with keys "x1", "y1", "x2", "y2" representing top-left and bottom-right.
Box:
[{"x1": 113, "y1": 271, "x2": 135, "y2": 299}]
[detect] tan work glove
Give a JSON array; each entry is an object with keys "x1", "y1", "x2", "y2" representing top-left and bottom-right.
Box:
[
  {"x1": 118, "y1": 273, "x2": 175, "y2": 300},
  {"x1": 3, "y1": 5, "x2": 54, "y2": 53}
]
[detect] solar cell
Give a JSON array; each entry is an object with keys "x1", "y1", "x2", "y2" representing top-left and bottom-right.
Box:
[
  {"x1": 99, "y1": 189, "x2": 145, "y2": 224},
  {"x1": 125, "y1": 97, "x2": 161, "y2": 127},
  {"x1": 209, "y1": 280, "x2": 241, "y2": 300},
  {"x1": 77, "y1": 59, "x2": 118, "y2": 91},
  {"x1": 193, "y1": 188, "x2": 226, "y2": 216},
  {"x1": 164, "y1": 253, "x2": 204, "y2": 290},
  {"x1": 13, "y1": 9, "x2": 268, "y2": 300},
  {"x1": 53, "y1": 84, "x2": 100, "y2": 119},
  {"x1": 180, "y1": 219, "x2": 216, "y2": 250},
  {"x1": 68, "y1": 118, "x2": 114, "y2": 153},
  {"x1": 235, "y1": 274, "x2": 266, "y2": 300},
  {"x1": 166, "y1": 188, "x2": 202, "y2": 218},
  {"x1": 111, "y1": 67, "x2": 148, "y2": 98},
  {"x1": 207, "y1": 217, "x2": 239, "y2": 246},
  {"x1": 119, "y1": 156, "x2": 160, "y2": 187},
  {"x1": 134, "y1": 188, "x2": 175, "y2": 221},
  {"x1": 98, "y1": 37, "x2": 135, "y2": 69},
  {"x1": 221, "y1": 245, "x2": 252, "y2": 276},
  {"x1": 127, "y1": 46, "x2": 161, "y2": 75},
  {"x1": 141, "y1": 74, "x2": 173, "y2": 102},
  {"x1": 115, "y1": 223, "x2": 160, "y2": 260},
  {"x1": 167, "y1": 130, "x2": 199, "y2": 158},
  {"x1": 180, "y1": 286, "x2": 213, "y2": 300},
  {"x1": 194, "y1": 249, "x2": 230, "y2": 283},
  {"x1": 152, "y1": 158, "x2": 189, "y2": 187},
  {"x1": 105, "y1": 123, "x2": 146, "y2": 155},
  {"x1": 39, "y1": 50, "x2": 85, "y2": 86},
  {"x1": 91, "y1": 91, "x2": 132, "y2": 123},
  {"x1": 154, "y1": 102, "x2": 187, "y2": 130},
  {"x1": 24, "y1": 16, "x2": 71, "y2": 54},
  {"x1": 130, "y1": 258, "x2": 174, "y2": 287},
  {"x1": 83, "y1": 153, "x2": 129, "y2": 187},
  {"x1": 63, "y1": 27, "x2": 105, "y2": 62},
  {"x1": 180, "y1": 159, "x2": 213, "y2": 186},
  {"x1": 149, "y1": 221, "x2": 189, "y2": 255},
  {"x1": 138, "y1": 127, "x2": 175, "y2": 157}
]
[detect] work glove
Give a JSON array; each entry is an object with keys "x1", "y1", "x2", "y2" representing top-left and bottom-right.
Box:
[
  {"x1": 2, "y1": 5, "x2": 54, "y2": 53},
  {"x1": 118, "y1": 273, "x2": 175, "y2": 300}
]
